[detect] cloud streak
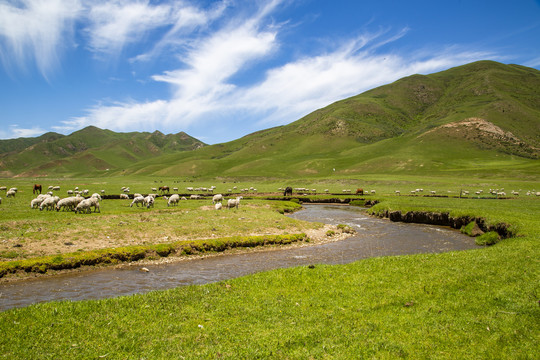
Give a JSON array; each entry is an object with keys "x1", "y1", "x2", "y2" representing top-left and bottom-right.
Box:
[
  {"x1": 1, "y1": 1, "x2": 506, "y2": 143},
  {"x1": 0, "y1": 0, "x2": 81, "y2": 78}
]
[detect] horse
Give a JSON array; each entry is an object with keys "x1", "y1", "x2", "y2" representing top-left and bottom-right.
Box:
[
  {"x1": 33, "y1": 184, "x2": 42, "y2": 195},
  {"x1": 159, "y1": 186, "x2": 170, "y2": 194},
  {"x1": 355, "y1": 188, "x2": 364, "y2": 195},
  {"x1": 283, "y1": 186, "x2": 293, "y2": 197}
]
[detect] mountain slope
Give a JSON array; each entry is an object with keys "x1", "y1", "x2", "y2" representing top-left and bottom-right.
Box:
[
  {"x1": 122, "y1": 61, "x2": 539, "y2": 178},
  {"x1": 1, "y1": 61, "x2": 538, "y2": 179},
  {"x1": 0, "y1": 126, "x2": 206, "y2": 177}
]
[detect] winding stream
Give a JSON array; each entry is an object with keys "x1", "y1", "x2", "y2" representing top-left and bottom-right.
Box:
[{"x1": 0, "y1": 205, "x2": 476, "y2": 311}]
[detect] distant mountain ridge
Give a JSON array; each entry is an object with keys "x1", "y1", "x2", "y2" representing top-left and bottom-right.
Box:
[
  {"x1": 1, "y1": 60, "x2": 539, "y2": 178},
  {"x1": 0, "y1": 126, "x2": 206, "y2": 177}
]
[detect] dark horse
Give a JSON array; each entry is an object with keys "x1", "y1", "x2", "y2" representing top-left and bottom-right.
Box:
[
  {"x1": 159, "y1": 186, "x2": 170, "y2": 194},
  {"x1": 33, "y1": 184, "x2": 42, "y2": 195},
  {"x1": 283, "y1": 186, "x2": 293, "y2": 197}
]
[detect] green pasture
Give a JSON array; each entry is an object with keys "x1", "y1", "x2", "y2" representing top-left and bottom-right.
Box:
[{"x1": 0, "y1": 176, "x2": 539, "y2": 358}]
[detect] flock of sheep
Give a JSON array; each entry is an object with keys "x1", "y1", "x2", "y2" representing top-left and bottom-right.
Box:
[
  {"x1": 1, "y1": 184, "x2": 539, "y2": 214},
  {"x1": 0, "y1": 184, "x2": 247, "y2": 215}
]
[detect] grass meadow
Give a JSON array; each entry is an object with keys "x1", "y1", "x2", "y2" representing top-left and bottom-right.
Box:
[{"x1": 0, "y1": 175, "x2": 539, "y2": 359}]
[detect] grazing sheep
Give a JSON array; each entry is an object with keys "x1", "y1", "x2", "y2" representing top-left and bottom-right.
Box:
[
  {"x1": 167, "y1": 194, "x2": 180, "y2": 206},
  {"x1": 40, "y1": 196, "x2": 60, "y2": 211},
  {"x1": 130, "y1": 195, "x2": 145, "y2": 207},
  {"x1": 190, "y1": 194, "x2": 201, "y2": 199},
  {"x1": 215, "y1": 203, "x2": 222, "y2": 210},
  {"x1": 227, "y1": 196, "x2": 242, "y2": 209},
  {"x1": 6, "y1": 189, "x2": 16, "y2": 198},
  {"x1": 91, "y1": 193, "x2": 102, "y2": 201},
  {"x1": 0, "y1": 186, "x2": 6, "y2": 191},
  {"x1": 212, "y1": 194, "x2": 223, "y2": 204},
  {"x1": 144, "y1": 195, "x2": 154, "y2": 209},
  {"x1": 30, "y1": 194, "x2": 50, "y2": 208},
  {"x1": 74, "y1": 198, "x2": 93, "y2": 214},
  {"x1": 395, "y1": 190, "x2": 401, "y2": 195},
  {"x1": 53, "y1": 186, "x2": 60, "y2": 191},
  {"x1": 119, "y1": 193, "x2": 129, "y2": 199},
  {"x1": 56, "y1": 196, "x2": 84, "y2": 211}
]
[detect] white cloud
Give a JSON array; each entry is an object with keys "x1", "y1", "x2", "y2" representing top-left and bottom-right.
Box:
[
  {"x1": 0, "y1": 0, "x2": 81, "y2": 78},
  {"x1": 9, "y1": 125, "x2": 47, "y2": 138},
  {"x1": 84, "y1": 0, "x2": 174, "y2": 56}
]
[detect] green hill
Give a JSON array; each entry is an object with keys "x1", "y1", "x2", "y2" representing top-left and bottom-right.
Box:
[
  {"x1": 0, "y1": 126, "x2": 206, "y2": 177},
  {"x1": 1, "y1": 61, "x2": 539, "y2": 179},
  {"x1": 120, "y1": 61, "x2": 540, "y2": 179}
]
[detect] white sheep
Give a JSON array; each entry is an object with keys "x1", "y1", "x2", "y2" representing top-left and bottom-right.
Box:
[
  {"x1": 215, "y1": 203, "x2": 222, "y2": 210},
  {"x1": 56, "y1": 196, "x2": 84, "y2": 211},
  {"x1": 168, "y1": 194, "x2": 180, "y2": 206},
  {"x1": 0, "y1": 186, "x2": 6, "y2": 191},
  {"x1": 74, "y1": 198, "x2": 93, "y2": 214},
  {"x1": 91, "y1": 193, "x2": 102, "y2": 201},
  {"x1": 119, "y1": 193, "x2": 129, "y2": 199},
  {"x1": 144, "y1": 195, "x2": 155, "y2": 209},
  {"x1": 227, "y1": 196, "x2": 242, "y2": 209},
  {"x1": 212, "y1": 194, "x2": 223, "y2": 204},
  {"x1": 130, "y1": 195, "x2": 145, "y2": 207},
  {"x1": 40, "y1": 196, "x2": 60, "y2": 211},
  {"x1": 6, "y1": 189, "x2": 16, "y2": 198}
]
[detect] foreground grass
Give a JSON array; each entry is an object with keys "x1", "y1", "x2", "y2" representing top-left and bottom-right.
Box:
[{"x1": 0, "y1": 194, "x2": 538, "y2": 359}]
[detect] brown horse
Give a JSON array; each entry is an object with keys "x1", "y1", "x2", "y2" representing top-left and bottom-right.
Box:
[
  {"x1": 355, "y1": 188, "x2": 363, "y2": 195},
  {"x1": 33, "y1": 184, "x2": 42, "y2": 194}
]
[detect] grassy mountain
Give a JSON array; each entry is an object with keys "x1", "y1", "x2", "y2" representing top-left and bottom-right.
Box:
[
  {"x1": 1, "y1": 61, "x2": 538, "y2": 179},
  {"x1": 120, "y1": 61, "x2": 540, "y2": 179},
  {"x1": 0, "y1": 126, "x2": 206, "y2": 177}
]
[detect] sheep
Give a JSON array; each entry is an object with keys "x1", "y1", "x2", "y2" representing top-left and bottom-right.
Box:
[
  {"x1": 130, "y1": 195, "x2": 145, "y2": 207},
  {"x1": 91, "y1": 193, "x2": 102, "y2": 201},
  {"x1": 30, "y1": 194, "x2": 50, "y2": 208},
  {"x1": 6, "y1": 189, "x2": 16, "y2": 198},
  {"x1": 190, "y1": 194, "x2": 201, "y2": 199},
  {"x1": 0, "y1": 186, "x2": 6, "y2": 191},
  {"x1": 395, "y1": 190, "x2": 401, "y2": 195},
  {"x1": 53, "y1": 186, "x2": 60, "y2": 191},
  {"x1": 56, "y1": 196, "x2": 84, "y2": 211},
  {"x1": 40, "y1": 196, "x2": 60, "y2": 211},
  {"x1": 74, "y1": 198, "x2": 93, "y2": 214},
  {"x1": 0, "y1": 196, "x2": 2, "y2": 205},
  {"x1": 215, "y1": 203, "x2": 222, "y2": 210},
  {"x1": 134, "y1": 193, "x2": 143, "y2": 199},
  {"x1": 167, "y1": 194, "x2": 180, "y2": 206},
  {"x1": 144, "y1": 195, "x2": 154, "y2": 209},
  {"x1": 119, "y1": 193, "x2": 129, "y2": 199},
  {"x1": 227, "y1": 196, "x2": 242, "y2": 209},
  {"x1": 212, "y1": 194, "x2": 223, "y2": 204}
]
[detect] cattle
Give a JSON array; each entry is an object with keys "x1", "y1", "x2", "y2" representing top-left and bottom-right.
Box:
[{"x1": 283, "y1": 186, "x2": 293, "y2": 196}]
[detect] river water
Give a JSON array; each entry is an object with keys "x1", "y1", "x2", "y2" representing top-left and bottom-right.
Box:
[{"x1": 0, "y1": 205, "x2": 476, "y2": 311}]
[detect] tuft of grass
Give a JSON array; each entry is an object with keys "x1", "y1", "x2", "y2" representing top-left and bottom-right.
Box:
[{"x1": 475, "y1": 231, "x2": 500, "y2": 246}]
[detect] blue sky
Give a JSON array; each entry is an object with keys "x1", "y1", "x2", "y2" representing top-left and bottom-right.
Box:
[{"x1": 1, "y1": 0, "x2": 540, "y2": 144}]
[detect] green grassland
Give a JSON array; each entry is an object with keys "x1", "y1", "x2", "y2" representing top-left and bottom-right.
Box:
[{"x1": 0, "y1": 181, "x2": 538, "y2": 359}]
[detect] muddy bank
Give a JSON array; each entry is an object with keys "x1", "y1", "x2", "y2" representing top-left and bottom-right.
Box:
[{"x1": 372, "y1": 209, "x2": 514, "y2": 239}]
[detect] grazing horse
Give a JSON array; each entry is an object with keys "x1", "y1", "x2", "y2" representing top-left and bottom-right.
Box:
[
  {"x1": 355, "y1": 188, "x2": 364, "y2": 195},
  {"x1": 33, "y1": 184, "x2": 42, "y2": 194},
  {"x1": 283, "y1": 186, "x2": 293, "y2": 197},
  {"x1": 159, "y1": 186, "x2": 170, "y2": 194}
]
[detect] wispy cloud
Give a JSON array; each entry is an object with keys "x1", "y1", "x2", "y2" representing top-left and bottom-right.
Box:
[
  {"x1": 60, "y1": 20, "x2": 492, "y2": 142},
  {"x1": 9, "y1": 125, "x2": 47, "y2": 138},
  {"x1": 0, "y1": 0, "x2": 81, "y2": 78},
  {"x1": 84, "y1": 0, "x2": 174, "y2": 57}
]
